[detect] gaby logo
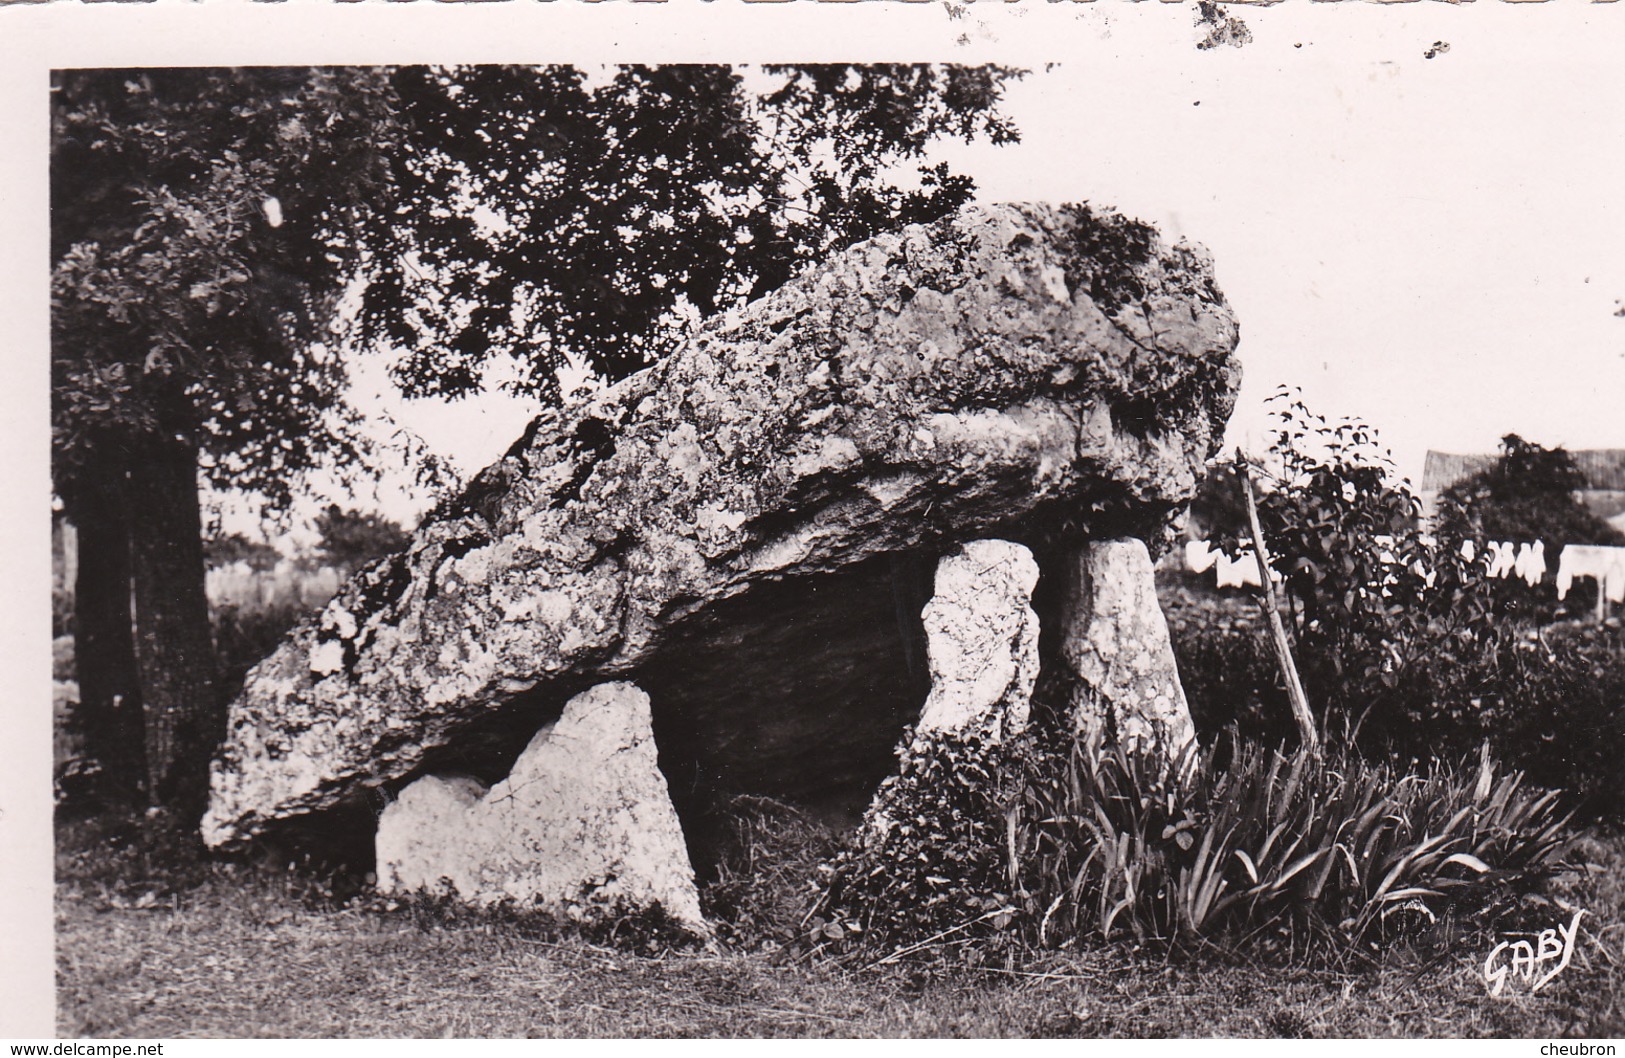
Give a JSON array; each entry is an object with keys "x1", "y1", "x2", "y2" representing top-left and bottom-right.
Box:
[{"x1": 1483, "y1": 909, "x2": 1586, "y2": 996}]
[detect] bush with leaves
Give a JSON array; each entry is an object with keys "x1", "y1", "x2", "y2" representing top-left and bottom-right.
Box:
[
  {"x1": 1178, "y1": 392, "x2": 1625, "y2": 817},
  {"x1": 814, "y1": 727, "x2": 1028, "y2": 961},
  {"x1": 1481, "y1": 621, "x2": 1625, "y2": 820},
  {"x1": 1169, "y1": 605, "x2": 1625, "y2": 820},
  {"x1": 1208, "y1": 388, "x2": 1496, "y2": 746}
]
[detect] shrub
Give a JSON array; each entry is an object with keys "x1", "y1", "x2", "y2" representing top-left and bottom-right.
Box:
[
  {"x1": 1182, "y1": 389, "x2": 1625, "y2": 821},
  {"x1": 815, "y1": 728, "x2": 1028, "y2": 960},
  {"x1": 1169, "y1": 620, "x2": 1290, "y2": 745},
  {"x1": 1487, "y1": 622, "x2": 1625, "y2": 820},
  {"x1": 1016, "y1": 734, "x2": 1572, "y2": 956},
  {"x1": 1166, "y1": 612, "x2": 1625, "y2": 822},
  {"x1": 1213, "y1": 389, "x2": 1492, "y2": 738}
]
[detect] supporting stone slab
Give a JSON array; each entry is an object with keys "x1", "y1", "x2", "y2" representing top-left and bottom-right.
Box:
[
  {"x1": 915, "y1": 539, "x2": 1041, "y2": 742},
  {"x1": 832, "y1": 540, "x2": 1040, "y2": 939},
  {"x1": 1048, "y1": 538, "x2": 1196, "y2": 755},
  {"x1": 374, "y1": 681, "x2": 706, "y2": 936}
]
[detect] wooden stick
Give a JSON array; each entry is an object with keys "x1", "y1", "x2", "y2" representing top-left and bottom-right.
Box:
[{"x1": 1236, "y1": 451, "x2": 1320, "y2": 754}]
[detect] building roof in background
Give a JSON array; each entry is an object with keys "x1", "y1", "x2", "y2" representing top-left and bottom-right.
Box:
[
  {"x1": 1420, "y1": 448, "x2": 1625, "y2": 494},
  {"x1": 1420, "y1": 451, "x2": 1495, "y2": 494},
  {"x1": 1571, "y1": 450, "x2": 1625, "y2": 492}
]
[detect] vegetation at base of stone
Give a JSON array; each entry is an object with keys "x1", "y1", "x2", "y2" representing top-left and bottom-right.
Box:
[
  {"x1": 1016, "y1": 734, "x2": 1571, "y2": 957},
  {"x1": 361, "y1": 888, "x2": 705, "y2": 958},
  {"x1": 701, "y1": 796, "x2": 848, "y2": 951},
  {"x1": 814, "y1": 725, "x2": 1574, "y2": 968},
  {"x1": 814, "y1": 728, "x2": 1030, "y2": 961}
]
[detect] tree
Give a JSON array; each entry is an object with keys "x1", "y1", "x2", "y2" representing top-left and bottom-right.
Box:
[
  {"x1": 312, "y1": 505, "x2": 410, "y2": 575},
  {"x1": 1436, "y1": 433, "x2": 1625, "y2": 549},
  {"x1": 52, "y1": 64, "x2": 1022, "y2": 818},
  {"x1": 204, "y1": 533, "x2": 283, "y2": 574},
  {"x1": 52, "y1": 68, "x2": 402, "y2": 812},
  {"x1": 355, "y1": 64, "x2": 1022, "y2": 400}
]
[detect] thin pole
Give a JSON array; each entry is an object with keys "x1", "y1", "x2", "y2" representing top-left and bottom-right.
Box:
[{"x1": 1237, "y1": 451, "x2": 1320, "y2": 754}]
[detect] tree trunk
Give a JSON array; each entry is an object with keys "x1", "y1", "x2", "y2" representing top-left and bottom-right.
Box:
[
  {"x1": 68, "y1": 455, "x2": 148, "y2": 806},
  {"x1": 128, "y1": 428, "x2": 219, "y2": 819}
]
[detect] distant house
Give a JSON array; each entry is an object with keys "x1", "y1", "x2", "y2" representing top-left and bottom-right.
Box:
[{"x1": 1419, "y1": 448, "x2": 1625, "y2": 532}]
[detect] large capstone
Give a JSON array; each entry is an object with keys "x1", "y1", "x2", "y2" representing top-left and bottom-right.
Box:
[
  {"x1": 203, "y1": 201, "x2": 1240, "y2": 852},
  {"x1": 374, "y1": 681, "x2": 705, "y2": 934}
]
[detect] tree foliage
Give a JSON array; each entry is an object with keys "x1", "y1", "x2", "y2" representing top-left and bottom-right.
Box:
[
  {"x1": 203, "y1": 533, "x2": 282, "y2": 574},
  {"x1": 50, "y1": 63, "x2": 1023, "y2": 813},
  {"x1": 312, "y1": 504, "x2": 411, "y2": 573},
  {"x1": 52, "y1": 68, "x2": 402, "y2": 508},
  {"x1": 1436, "y1": 433, "x2": 1625, "y2": 549},
  {"x1": 355, "y1": 64, "x2": 1022, "y2": 402}
]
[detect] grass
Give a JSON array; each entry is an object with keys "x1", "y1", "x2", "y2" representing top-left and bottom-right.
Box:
[{"x1": 55, "y1": 811, "x2": 1625, "y2": 1038}]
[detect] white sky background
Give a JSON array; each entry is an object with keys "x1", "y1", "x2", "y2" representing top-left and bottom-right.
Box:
[
  {"x1": 948, "y1": 9, "x2": 1625, "y2": 482},
  {"x1": 335, "y1": 3, "x2": 1625, "y2": 536}
]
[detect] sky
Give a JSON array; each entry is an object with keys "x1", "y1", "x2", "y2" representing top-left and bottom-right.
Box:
[{"x1": 328, "y1": 3, "x2": 1625, "y2": 532}]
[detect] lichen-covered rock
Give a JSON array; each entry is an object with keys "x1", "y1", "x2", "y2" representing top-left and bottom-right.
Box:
[
  {"x1": 1048, "y1": 538, "x2": 1196, "y2": 754},
  {"x1": 203, "y1": 201, "x2": 1239, "y2": 850},
  {"x1": 374, "y1": 682, "x2": 706, "y2": 934}
]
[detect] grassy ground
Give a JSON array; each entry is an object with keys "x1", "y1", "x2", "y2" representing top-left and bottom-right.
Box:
[{"x1": 55, "y1": 814, "x2": 1625, "y2": 1039}]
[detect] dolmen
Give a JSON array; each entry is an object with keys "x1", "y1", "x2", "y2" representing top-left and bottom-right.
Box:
[{"x1": 202, "y1": 202, "x2": 1241, "y2": 937}]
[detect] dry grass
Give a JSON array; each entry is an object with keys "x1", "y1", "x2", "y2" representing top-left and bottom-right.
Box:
[{"x1": 55, "y1": 814, "x2": 1625, "y2": 1039}]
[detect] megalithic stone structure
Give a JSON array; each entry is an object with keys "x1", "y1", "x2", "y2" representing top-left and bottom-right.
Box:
[{"x1": 201, "y1": 200, "x2": 1239, "y2": 927}]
